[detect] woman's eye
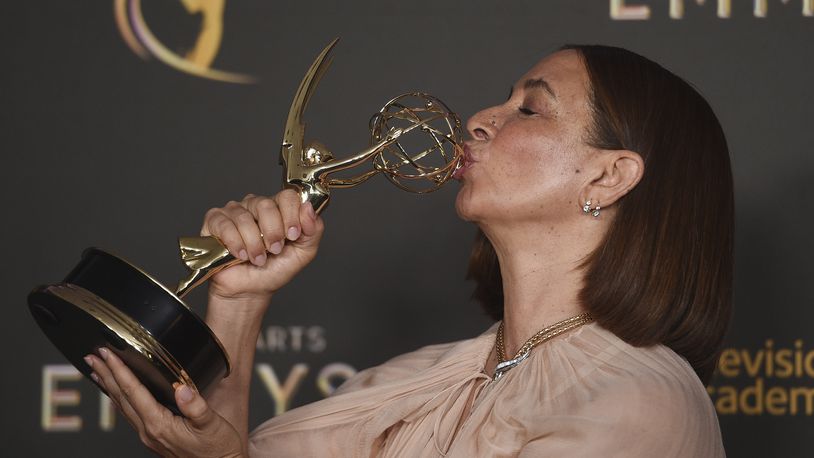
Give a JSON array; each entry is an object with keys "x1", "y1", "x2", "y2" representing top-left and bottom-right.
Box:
[{"x1": 518, "y1": 107, "x2": 536, "y2": 115}]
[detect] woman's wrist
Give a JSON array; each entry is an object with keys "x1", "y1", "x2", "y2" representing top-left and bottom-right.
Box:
[
  {"x1": 205, "y1": 290, "x2": 271, "y2": 361},
  {"x1": 206, "y1": 288, "x2": 272, "y2": 319},
  {"x1": 202, "y1": 289, "x2": 269, "y2": 447}
]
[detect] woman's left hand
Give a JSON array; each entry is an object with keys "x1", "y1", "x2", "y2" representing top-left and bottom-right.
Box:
[{"x1": 85, "y1": 348, "x2": 244, "y2": 458}]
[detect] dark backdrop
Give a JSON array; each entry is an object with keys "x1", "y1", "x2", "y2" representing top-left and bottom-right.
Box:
[{"x1": 2, "y1": 1, "x2": 812, "y2": 456}]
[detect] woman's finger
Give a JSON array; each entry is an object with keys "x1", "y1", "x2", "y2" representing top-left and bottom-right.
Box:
[
  {"x1": 223, "y1": 201, "x2": 266, "y2": 266},
  {"x1": 90, "y1": 368, "x2": 166, "y2": 456},
  {"x1": 274, "y1": 189, "x2": 304, "y2": 242},
  {"x1": 95, "y1": 348, "x2": 180, "y2": 455},
  {"x1": 245, "y1": 196, "x2": 285, "y2": 255},
  {"x1": 297, "y1": 202, "x2": 324, "y2": 256},
  {"x1": 202, "y1": 208, "x2": 248, "y2": 261},
  {"x1": 86, "y1": 352, "x2": 242, "y2": 457},
  {"x1": 96, "y1": 348, "x2": 171, "y2": 428},
  {"x1": 85, "y1": 354, "x2": 146, "y2": 434},
  {"x1": 299, "y1": 201, "x2": 320, "y2": 239}
]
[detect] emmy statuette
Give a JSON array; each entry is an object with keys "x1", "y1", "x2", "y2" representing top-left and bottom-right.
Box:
[{"x1": 28, "y1": 39, "x2": 463, "y2": 414}]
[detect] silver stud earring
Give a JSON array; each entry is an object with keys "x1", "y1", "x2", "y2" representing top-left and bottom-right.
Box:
[{"x1": 582, "y1": 199, "x2": 600, "y2": 217}]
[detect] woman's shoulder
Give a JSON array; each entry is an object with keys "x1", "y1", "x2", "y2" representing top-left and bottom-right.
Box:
[
  {"x1": 514, "y1": 323, "x2": 724, "y2": 455},
  {"x1": 533, "y1": 322, "x2": 719, "y2": 425},
  {"x1": 556, "y1": 322, "x2": 706, "y2": 389},
  {"x1": 496, "y1": 322, "x2": 716, "y2": 424}
]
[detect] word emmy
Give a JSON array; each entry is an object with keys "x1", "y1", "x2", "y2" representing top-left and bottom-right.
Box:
[
  {"x1": 707, "y1": 339, "x2": 814, "y2": 416},
  {"x1": 610, "y1": 0, "x2": 813, "y2": 18},
  {"x1": 41, "y1": 324, "x2": 341, "y2": 431},
  {"x1": 41, "y1": 361, "x2": 355, "y2": 432}
]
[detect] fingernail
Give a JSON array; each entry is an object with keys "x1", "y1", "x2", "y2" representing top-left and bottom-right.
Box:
[
  {"x1": 238, "y1": 249, "x2": 248, "y2": 261},
  {"x1": 84, "y1": 355, "x2": 93, "y2": 368},
  {"x1": 99, "y1": 347, "x2": 110, "y2": 360},
  {"x1": 90, "y1": 372, "x2": 100, "y2": 384},
  {"x1": 178, "y1": 385, "x2": 194, "y2": 403},
  {"x1": 287, "y1": 226, "x2": 300, "y2": 241},
  {"x1": 306, "y1": 203, "x2": 316, "y2": 220},
  {"x1": 254, "y1": 254, "x2": 267, "y2": 265},
  {"x1": 270, "y1": 242, "x2": 282, "y2": 255}
]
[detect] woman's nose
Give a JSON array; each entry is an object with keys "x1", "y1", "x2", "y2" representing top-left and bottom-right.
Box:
[{"x1": 466, "y1": 107, "x2": 499, "y2": 141}]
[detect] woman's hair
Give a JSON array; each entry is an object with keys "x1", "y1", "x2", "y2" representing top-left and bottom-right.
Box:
[{"x1": 468, "y1": 45, "x2": 734, "y2": 384}]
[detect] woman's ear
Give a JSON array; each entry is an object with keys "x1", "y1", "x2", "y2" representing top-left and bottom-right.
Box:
[{"x1": 580, "y1": 150, "x2": 644, "y2": 209}]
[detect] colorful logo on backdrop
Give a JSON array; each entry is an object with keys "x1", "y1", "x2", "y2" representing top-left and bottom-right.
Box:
[{"x1": 114, "y1": 0, "x2": 256, "y2": 84}]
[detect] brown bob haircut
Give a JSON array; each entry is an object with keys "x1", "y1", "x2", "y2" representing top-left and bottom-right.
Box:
[{"x1": 468, "y1": 45, "x2": 734, "y2": 384}]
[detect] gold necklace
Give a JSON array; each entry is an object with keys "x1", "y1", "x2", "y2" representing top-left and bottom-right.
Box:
[{"x1": 493, "y1": 312, "x2": 593, "y2": 381}]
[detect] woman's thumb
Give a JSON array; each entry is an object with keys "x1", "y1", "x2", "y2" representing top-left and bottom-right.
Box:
[
  {"x1": 175, "y1": 384, "x2": 216, "y2": 430},
  {"x1": 297, "y1": 201, "x2": 325, "y2": 246}
]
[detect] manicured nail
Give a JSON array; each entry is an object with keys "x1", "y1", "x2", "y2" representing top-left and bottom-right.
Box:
[
  {"x1": 84, "y1": 355, "x2": 93, "y2": 368},
  {"x1": 90, "y1": 372, "x2": 100, "y2": 384},
  {"x1": 178, "y1": 385, "x2": 194, "y2": 403},
  {"x1": 287, "y1": 226, "x2": 300, "y2": 241},
  {"x1": 238, "y1": 249, "x2": 248, "y2": 261},
  {"x1": 254, "y1": 254, "x2": 267, "y2": 266},
  {"x1": 270, "y1": 242, "x2": 282, "y2": 255},
  {"x1": 99, "y1": 347, "x2": 110, "y2": 360}
]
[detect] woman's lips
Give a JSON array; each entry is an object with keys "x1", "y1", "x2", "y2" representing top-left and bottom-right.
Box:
[{"x1": 452, "y1": 145, "x2": 476, "y2": 180}]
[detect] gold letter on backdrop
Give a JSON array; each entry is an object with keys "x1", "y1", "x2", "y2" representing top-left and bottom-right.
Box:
[
  {"x1": 99, "y1": 393, "x2": 116, "y2": 431},
  {"x1": 256, "y1": 363, "x2": 309, "y2": 415},
  {"x1": 754, "y1": 0, "x2": 814, "y2": 17},
  {"x1": 317, "y1": 363, "x2": 357, "y2": 396},
  {"x1": 790, "y1": 387, "x2": 814, "y2": 414},
  {"x1": 610, "y1": 0, "x2": 651, "y2": 19},
  {"x1": 670, "y1": 0, "x2": 732, "y2": 18},
  {"x1": 41, "y1": 365, "x2": 82, "y2": 431},
  {"x1": 755, "y1": 0, "x2": 768, "y2": 17}
]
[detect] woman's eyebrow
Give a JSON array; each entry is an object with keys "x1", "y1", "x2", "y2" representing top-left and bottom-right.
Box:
[
  {"x1": 523, "y1": 77, "x2": 558, "y2": 100},
  {"x1": 507, "y1": 78, "x2": 558, "y2": 101}
]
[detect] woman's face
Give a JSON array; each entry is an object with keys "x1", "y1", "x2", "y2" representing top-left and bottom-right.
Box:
[{"x1": 455, "y1": 50, "x2": 596, "y2": 227}]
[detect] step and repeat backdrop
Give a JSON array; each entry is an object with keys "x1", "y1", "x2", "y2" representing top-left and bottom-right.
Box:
[{"x1": 2, "y1": 1, "x2": 812, "y2": 457}]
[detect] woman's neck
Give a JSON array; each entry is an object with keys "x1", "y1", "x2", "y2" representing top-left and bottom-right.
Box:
[{"x1": 482, "y1": 218, "x2": 602, "y2": 357}]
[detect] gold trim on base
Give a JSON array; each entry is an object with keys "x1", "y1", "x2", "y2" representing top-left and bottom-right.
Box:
[{"x1": 46, "y1": 283, "x2": 199, "y2": 392}]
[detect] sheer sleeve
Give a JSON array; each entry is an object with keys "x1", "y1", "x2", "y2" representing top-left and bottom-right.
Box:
[
  {"x1": 332, "y1": 341, "x2": 457, "y2": 395},
  {"x1": 247, "y1": 323, "x2": 724, "y2": 458},
  {"x1": 518, "y1": 366, "x2": 725, "y2": 458},
  {"x1": 247, "y1": 339, "x2": 473, "y2": 458}
]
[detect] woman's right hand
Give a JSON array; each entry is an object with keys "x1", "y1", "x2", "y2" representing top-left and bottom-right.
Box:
[{"x1": 201, "y1": 189, "x2": 325, "y2": 301}]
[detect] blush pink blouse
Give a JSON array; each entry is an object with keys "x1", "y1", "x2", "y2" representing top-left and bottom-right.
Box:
[{"x1": 248, "y1": 322, "x2": 725, "y2": 457}]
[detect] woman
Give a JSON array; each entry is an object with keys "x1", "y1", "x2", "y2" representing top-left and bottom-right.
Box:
[{"x1": 85, "y1": 45, "x2": 733, "y2": 457}]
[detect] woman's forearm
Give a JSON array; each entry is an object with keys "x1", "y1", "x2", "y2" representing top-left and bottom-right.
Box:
[
  {"x1": 203, "y1": 292, "x2": 272, "y2": 447},
  {"x1": 189, "y1": 191, "x2": 323, "y2": 451}
]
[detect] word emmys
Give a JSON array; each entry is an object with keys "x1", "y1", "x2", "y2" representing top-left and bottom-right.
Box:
[
  {"x1": 611, "y1": 0, "x2": 813, "y2": 18},
  {"x1": 41, "y1": 325, "x2": 357, "y2": 432}
]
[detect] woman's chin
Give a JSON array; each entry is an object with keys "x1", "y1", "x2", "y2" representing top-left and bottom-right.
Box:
[{"x1": 454, "y1": 188, "x2": 479, "y2": 222}]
